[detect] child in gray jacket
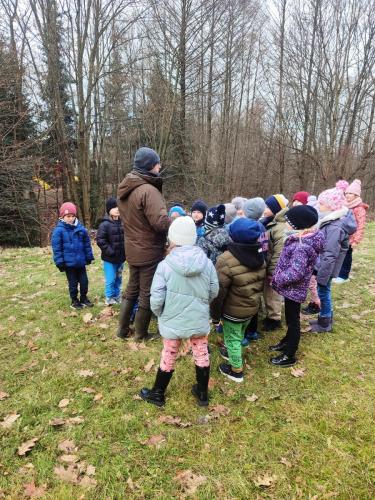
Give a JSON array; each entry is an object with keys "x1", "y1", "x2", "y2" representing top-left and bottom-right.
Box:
[{"x1": 140, "y1": 216, "x2": 219, "y2": 407}]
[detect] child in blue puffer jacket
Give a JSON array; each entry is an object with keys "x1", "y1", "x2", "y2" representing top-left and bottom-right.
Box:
[
  {"x1": 51, "y1": 202, "x2": 94, "y2": 309},
  {"x1": 140, "y1": 216, "x2": 219, "y2": 408}
]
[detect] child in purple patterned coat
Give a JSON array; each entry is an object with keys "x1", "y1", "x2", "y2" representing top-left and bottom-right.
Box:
[{"x1": 269, "y1": 206, "x2": 325, "y2": 367}]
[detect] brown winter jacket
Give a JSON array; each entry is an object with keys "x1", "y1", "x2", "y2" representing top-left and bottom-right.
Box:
[
  {"x1": 210, "y1": 242, "x2": 266, "y2": 322},
  {"x1": 117, "y1": 170, "x2": 170, "y2": 266},
  {"x1": 265, "y1": 208, "x2": 287, "y2": 276}
]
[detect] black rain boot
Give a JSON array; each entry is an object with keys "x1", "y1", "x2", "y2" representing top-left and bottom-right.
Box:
[
  {"x1": 134, "y1": 307, "x2": 153, "y2": 341},
  {"x1": 269, "y1": 353, "x2": 297, "y2": 367},
  {"x1": 262, "y1": 318, "x2": 282, "y2": 331},
  {"x1": 140, "y1": 368, "x2": 173, "y2": 407},
  {"x1": 192, "y1": 365, "x2": 210, "y2": 407},
  {"x1": 117, "y1": 299, "x2": 136, "y2": 339},
  {"x1": 268, "y1": 340, "x2": 287, "y2": 352},
  {"x1": 302, "y1": 302, "x2": 321, "y2": 315}
]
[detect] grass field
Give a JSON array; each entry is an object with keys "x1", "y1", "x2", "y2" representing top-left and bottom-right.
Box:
[{"x1": 1, "y1": 224, "x2": 375, "y2": 499}]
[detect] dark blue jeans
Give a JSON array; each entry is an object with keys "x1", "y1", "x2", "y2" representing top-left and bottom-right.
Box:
[
  {"x1": 317, "y1": 279, "x2": 332, "y2": 318},
  {"x1": 65, "y1": 267, "x2": 88, "y2": 301},
  {"x1": 339, "y1": 246, "x2": 353, "y2": 280}
]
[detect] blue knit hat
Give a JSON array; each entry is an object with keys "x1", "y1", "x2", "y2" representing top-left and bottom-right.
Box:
[
  {"x1": 169, "y1": 205, "x2": 186, "y2": 217},
  {"x1": 205, "y1": 204, "x2": 226, "y2": 228},
  {"x1": 134, "y1": 147, "x2": 160, "y2": 172},
  {"x1": 229, "y1": 218, "x2": 262, "y2": 244}
]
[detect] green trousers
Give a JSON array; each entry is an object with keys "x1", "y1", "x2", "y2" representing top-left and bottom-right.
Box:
[{"x1": 223, "y1": 319, "x2": 250, "y2": 369}]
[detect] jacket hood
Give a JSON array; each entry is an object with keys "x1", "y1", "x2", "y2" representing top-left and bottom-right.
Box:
[
  {"x1": 118, "y1": 170, "x2": 163, "y2": 201},
  {"x1": 228, "y1": 241, "x2": 264, "y2": 270},
  {"x1": 166, "y1": 246, "x2": 207, "y2": 277},
  {"x1": 57, "y1": 218, "x2": 81, "y2": 230},
  {"x1": 285, "y1": 230, "x2": 325, "y2": 254},
  {"x1": 341, "y1": 209, "x2": 357, "y2": 235},
  {"x1": 265, "y1": 208, "x2": 288, "y2": 227},
  {"x1": 319, "y1": 207, "x2": 348, "y2": 226}
]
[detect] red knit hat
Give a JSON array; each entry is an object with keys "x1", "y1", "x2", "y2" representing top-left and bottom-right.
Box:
[
  {"x1": 59, "y1": 202, "x2": 77, "y2": 217},
  {"x1": 292, "y1": 191, "x2": 310, "y2": 205}
]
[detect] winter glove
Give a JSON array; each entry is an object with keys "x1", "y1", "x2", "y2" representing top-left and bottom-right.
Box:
[{"x1": 57, "y1": 264, "x2": 65, "y2": 272}]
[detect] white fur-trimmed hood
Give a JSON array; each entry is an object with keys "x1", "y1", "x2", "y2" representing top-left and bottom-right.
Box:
[{"x1": 318, "y1": 206, "x2": 348, "y2": 227}]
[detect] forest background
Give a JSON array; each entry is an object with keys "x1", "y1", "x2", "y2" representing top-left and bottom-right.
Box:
[{"x1": 0, "y1": 0, "x2": 374, "y2": 246}]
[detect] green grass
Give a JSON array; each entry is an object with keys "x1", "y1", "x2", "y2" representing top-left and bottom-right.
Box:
[{"x1": 1, "y1": 225, "x2": 375, "y2": 498}]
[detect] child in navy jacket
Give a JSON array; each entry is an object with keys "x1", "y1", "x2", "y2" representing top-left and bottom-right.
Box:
[{"x1": 51, "y1": 202, "x2": 94, "y2": 309}]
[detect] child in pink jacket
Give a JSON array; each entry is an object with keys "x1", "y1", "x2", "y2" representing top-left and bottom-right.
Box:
[{"x1": 335, "y1": 179, "x2": 369, "y2": 283}]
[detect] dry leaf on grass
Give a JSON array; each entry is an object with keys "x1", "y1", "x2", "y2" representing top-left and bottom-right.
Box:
[
  {"x1": 246, "y1": 394, "x2": 259, "y2": 403},
  {"x1": 58, "y1": 398, "x2": 70, "y2": 408},
  {"x1": 127, "y1": 341, "x2": 146, "y2": 351},
  {"x1": 80, "y1": 476, "x2": 97, "y2": 488},
  {"x1": 209, "y1": 404, "x2": 230, "y2": 417},
  {"x1": 272, "y1": 372, "x2": 280, "y2": 378},
  {"x1": 358, "y1": 372, "x2": 365, "y2": 381},
  {"x1": 157, "y1": 415, "x2": 192, "y2": 428},
  {"x1": 49, "y1": 418, "x2": 66, "y2": 427},
  {"x1": 290, "y1": 367, "x2": 306, "y2": 378},
  {"x1": 98, "y1": 307, "x2": 114, "y2": 320},
  {"x1": 54, "y1": 465, "x2": 79, "y2": 484},
  {"x1": 208, "y1": 378, "x2": 216, "y2": 389},
  {"x1": 86, "y1": 465, "x2": 96, "y2": 476},
  {"x1": 0, "y1": 392, "x2": 9, "y2": 401},
  {"x1": 141, "y1": 434, "x2": 166, "y2": 447},
  {"x1": 17, "y1": 438, "x2": 38, "y2": 456},
  {"x1": 280, "y1": 457, "x2": 292, "y2": 467},
  {"x1": 1, "y1": 412, "x2": 20, "y2": 429},
  {"x1": 82, "y1": 312, "x2": 93, "y2": 324},
  {"x1": 59, "y1": 455, "x2": 79, "y2": 464},
  {"x1": 254, "y1": 473, "x2": 278, "y2": 487},
  {"x1": 127, "y1": 476, "x2": 135, "y2": 491},
  {"x1": 144, "y1": 359, "x2": 155, "y2": 373},
  {"x1": 93, "y1": 393, "x2": 103, "y2": 402},
  {"x1": 58, "y1": 440, "x2": 77, "y2": 453},
  {"x1": 175, "y1": 469, "x2": 207, "y2": 495},
  {"x1": 133, "y1": 394, "x2": 142, "y2": 401},
  {"x1": 81, "y1": 387, "x2": 96, "y2": 394},
  {"x1": 78, "y1": 369, "x2": 94, "y2": 378},
  {"x1": 301, "y1": 325, "x2": 312, "y2": 333},
  {"x1": 23, "y1": 481, "x2": 46, "y2": 498},
  {"x1": 66, "y1": 416, "x2": 84, "y2": 426}
]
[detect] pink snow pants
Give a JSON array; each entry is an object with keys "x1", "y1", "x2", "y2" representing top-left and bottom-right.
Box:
[{"x1": 160, "y1": 336, "x2": 209, "y2": 372}]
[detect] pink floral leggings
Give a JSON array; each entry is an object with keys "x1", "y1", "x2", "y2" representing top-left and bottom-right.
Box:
[
  {"x1": 309, "y1": 275, "x2": 320, "y2": 306},
  {"x1": 160, "y1": 336, "x2": 209, "y2": 372}
]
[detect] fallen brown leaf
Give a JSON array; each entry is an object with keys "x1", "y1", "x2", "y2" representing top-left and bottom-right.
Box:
[
  {"x1": 78, "y1": 370, "x2": 94, "y2": 378},
  {"x1": 358, "y1": 372, "x2": 365, "y2": 381},
  {"x1": 54, "y1": 465, "x2": 79, "y2": 484},
  {"x1": 133, "y1": 394, "x2": 142, "y2": 401},
  {"x1": 208, "y1": 378, "x2": 216, "y2": 389},
  {"x1": 93, "y1": 393, "x2": 103, "y2": 402},
  {"x1": 17, "y1": 438, "x2": 38, "y2": 456},
  {"x1": 66, "y1": 416, "x2": 85, "y2": 426},
  {"x1": 58, "y1": 398, "x2": 70, "y2": 408},
  {"x1": 1, "y1": 412, "x2": 20, "y2": 429},
  {"x1": 0, "y1": 392, "x2": 9, "y2": 401},
  {"x1": 23, "y1": 481, "x2": 46, "y2": 498},
  {"x1": 98, "y1": 307, "x2": 114, "y2": 320},
  {"x1": 80, "y1": 476, "x2": 97, "y2": 488},
  {"x1": 175, "y1": 469, "x2": 207, "y2": 495},
  {"x1": 254, "y1": 473, "x2": 278, "y2": 487},
  {"x1": 141, "y1": 434, "x2": 166, "y2": 447},
  {"x1": 58, "y1": 440, "x2": 77, "y2": 453},
  {"x1": 49, "y1": 418, "x2": 66, "y2": 427},
  {"x1": 157, "y1": 415, "x2": 192, "y2": 428},
  {"x1": 81, "y1": 387, "x2": 96, "y2": 394},
  {"x1": 59, "y1": 454, "x2": 79, "y2": 464},
  {"x1": 82, "y1": 313, "x2": 93, "y2": 324},
  {"x1": 144, "y1": 359, "x2": 155, "y2": 373},
  {"x1": 280, "y1": 456, "x2": 292, "y2": 467},
  {"x1": 272, "y1": 372, "x2": 280, "y2": 378},
  {"x1": 86, "y1": 465, "x2": 96, "y2": 476},
  {"x1": 127, "y1": 476, "x2": 135, "y2": 491},
  {"x1": 290, "y1": 367, "x2": 306, "y2": 378},
  {"x1": 246, "y1": 394, "x2": 259, "y2": 403},
  {"x1": 209, "y1": 404, "x2": 230, "y2": 417}
]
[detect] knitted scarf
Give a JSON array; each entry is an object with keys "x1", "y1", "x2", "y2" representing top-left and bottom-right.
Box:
[{"x1": 347, "y1": 197, "x2": 363, "y2": 209}]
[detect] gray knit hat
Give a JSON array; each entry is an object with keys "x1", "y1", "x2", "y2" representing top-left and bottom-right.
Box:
[
  {"x1": 224, "y1": 203, "x2": 237, "y2": 224},
  {"x1": 244, "y1": 197, "x2": 266, "y2": 221},
  {"x1": 231, "y1": 196, "x2": 247, "y2": 211},
  {"x1": 134, "y1": 147, "x2": 160, "y2": 172}
]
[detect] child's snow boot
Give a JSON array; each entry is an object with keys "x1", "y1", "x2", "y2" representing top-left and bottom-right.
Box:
[
  {"x1": 192, "y1": 365, "x2": 210, "y2": 406},
  {"x1": 310, "y1": 315, "x2": 332, "y2": 333},
  {"x1": 140, "y1": 368, "x2": 173, "y2": 407}
]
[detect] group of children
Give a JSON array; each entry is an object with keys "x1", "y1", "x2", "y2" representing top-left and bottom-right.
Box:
[{"x1": 51, "y1": 178, "x2": 369, "y2": 408}]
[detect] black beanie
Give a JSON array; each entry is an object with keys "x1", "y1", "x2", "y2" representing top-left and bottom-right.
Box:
[
  {"x1": 134, "y1": 147, "x2": 160, "y2": 172},
  {"x1": 285, "y1": 205, "x2": 318, "y2": 230},
  {"x1": 191, "y1": 199, "x2": 208, "y2": 218},
  {"x1": 106, "y1": 197, "x2": 118, "y2": 214}
]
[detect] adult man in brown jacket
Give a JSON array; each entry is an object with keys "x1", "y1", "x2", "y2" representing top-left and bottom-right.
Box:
[{"x1": 117, "y1": 147, "x2": 170, "y2": 340}]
